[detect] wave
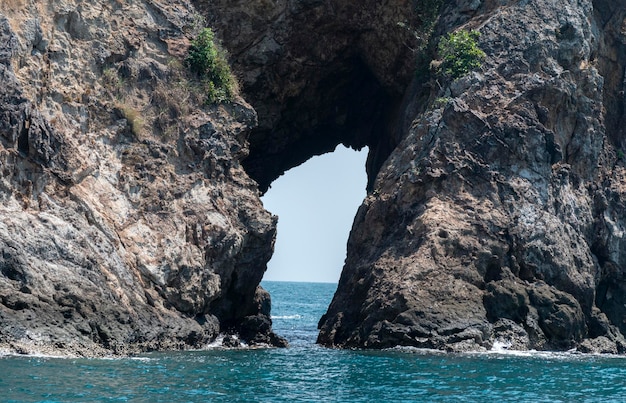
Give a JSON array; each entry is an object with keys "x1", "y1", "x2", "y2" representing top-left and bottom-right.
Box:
[
  {"x1": 203, "y1": 335, "x2": 246, "y2": 349},
  {"x1": 484, "y1": 340, "x2": 611, "y2": 359},
  {"x1": 201, "y1": 335, "x2": 271, "y2": 350},
  {"x1": 271, "y1": 314, "x2": 302, "y2": 320},
  {"x1": 0, "y1": 348, "x2": 158, "y2": 361},
  {"x1": 385, "y1": 342, "x2": 626, "y2": 361},
  {"x1": 0, "y1": 350, "x2": 69, "y2": 360}
]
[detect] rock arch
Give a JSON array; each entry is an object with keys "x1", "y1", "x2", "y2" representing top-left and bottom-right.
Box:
[
  {"x1": 201, "y1": 0, "x2": 626, "y2": 353},
  {"x1": 195, "y1": 0, "x2": 424, "y2": 192}
]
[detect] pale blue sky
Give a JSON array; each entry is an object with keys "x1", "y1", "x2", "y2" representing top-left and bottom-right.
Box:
[{"x1": 261, "y1": 146, "x2": 368, "y2": 283}]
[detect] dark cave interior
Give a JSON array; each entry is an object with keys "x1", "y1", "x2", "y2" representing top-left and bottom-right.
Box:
[{"x1": 242, "y1": 56, "x2": 399, "y2": 194}]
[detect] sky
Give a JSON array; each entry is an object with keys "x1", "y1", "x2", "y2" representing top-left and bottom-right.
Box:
[{"x1": 261, "y1": 146, "x2": 369, "y2": 283}]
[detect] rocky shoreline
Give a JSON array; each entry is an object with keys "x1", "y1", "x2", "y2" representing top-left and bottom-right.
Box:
[
  {"x1": 1, "y1": 0, "x2": 626, "y2": 356},
  {"x1": 0, "y1": 0, "x2": 284, "y2": 357}
]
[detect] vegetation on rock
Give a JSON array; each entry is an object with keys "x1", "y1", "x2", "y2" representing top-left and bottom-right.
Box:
[
  {"x1": 119, "y1": 104, "x2": 144, "y2": 137},
  {"x1": 437, "y1": 30, "x2": 485, "y2": 79},
  {"x1": 185, "y1": 28, "x2": 237, "y2": 104}
]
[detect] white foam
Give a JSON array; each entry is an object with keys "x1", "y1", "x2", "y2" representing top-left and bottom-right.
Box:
[
  {"x1": 271, "y1": 314, "x2": 302, "y2": 320},
  {"x1": 202, "y1": 334, "x2": 248, "y2": 350},
  {"x1": 203, "y1": 335, "x2": 227, "y2": 349},
  {"x1": 490, "y1": 340, "x2": 513, "y2": 353},
  {"x1": 0, "y1": 349, "x2": 77, "y2": 360},
  {"x1": 383, "y1": 342, "x2": 626, "y2": 361},
  {"x1": 481, "y1": 344, "x2": 600, "y2": 360}
]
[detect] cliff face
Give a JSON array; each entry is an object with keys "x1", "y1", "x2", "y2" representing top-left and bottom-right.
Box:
[
  {"x1": 2, "y1": 0, "x2": 626, "y2": 356},
  {"x1": 317, "y1": 0, "x2": 626, "y2": 353},
  {"x1": 0, "y1": 0, "x2": 284, "y2": 356}
]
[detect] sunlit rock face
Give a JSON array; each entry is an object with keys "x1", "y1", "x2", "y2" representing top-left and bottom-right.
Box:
[
  {"x1": 0, "y1": 1, "x2": 284, "y2": 356},
  {"x1": 200, "y1": 0, "x2": 626, "y2": 353},
  {"x1": 317, "y1": 0, "x2": 626, "y2": 354},
  {"x1": 2, "y1": 0, "x2": 626, "y2": 356}
]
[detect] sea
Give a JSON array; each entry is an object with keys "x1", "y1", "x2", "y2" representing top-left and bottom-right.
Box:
[{"x1": 1, "y1": 281, "x2": 626, "y2": 402}]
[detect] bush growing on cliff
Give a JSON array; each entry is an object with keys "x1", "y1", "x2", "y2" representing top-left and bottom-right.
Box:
[
  {"x1": 437, "y1": 30, "x2": 486, "y2": 79},
  {"x1": 185, "y1": 28, "x2": 237, "y2": 104}
]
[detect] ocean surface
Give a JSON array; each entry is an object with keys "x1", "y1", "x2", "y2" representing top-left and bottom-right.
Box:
[{"x1": 2, "y1": 281, "x2": 626, "y2": 402}]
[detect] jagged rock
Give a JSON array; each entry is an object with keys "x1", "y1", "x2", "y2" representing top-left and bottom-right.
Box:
[
  {"x1": 198, "y1": 0, "x2": 422, "y2": 192},
  {"x1": 0, "y1": 1, "x2": 282, "y2": 356},
  {"x1": 579, "y1": 336, "x2": 619, "y2": 354},
  {"x1": 2, "y1": 0, "x2": 626, "y2": 357},
  {"x1": 317, "y1": 0, "x2": 626, "y2": 353}
]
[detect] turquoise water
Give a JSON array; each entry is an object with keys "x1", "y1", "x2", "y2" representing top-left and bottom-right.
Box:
[{"x1": 2, "y1": 281, "x2": 626, "y2": 402}]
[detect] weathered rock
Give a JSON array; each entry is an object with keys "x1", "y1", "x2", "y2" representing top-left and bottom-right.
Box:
[
  {"x1": 0, "y1": 1, "x2": 284, "y2": 356},
  {"x1": 318, "y1": 0, "x2": 626, "y2": 353},
  {"x1": 3, "y1": 0, "x2": 626, "y2": 357},
  {"x1": 197, "y1": 0, "x2": 423, "y2": 192}
]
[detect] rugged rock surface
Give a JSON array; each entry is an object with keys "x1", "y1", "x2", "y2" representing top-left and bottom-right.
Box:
[
  {"x1": 2, "y1": 0, "x2": 626, "y2": 356},
  {"x1": 0, "y1": 0, "x2": 284, "y2": 356},
  {"x1": 196, "y1": 0, "x2": 422, "y2": 192},
  {"x1": 318, "y1": 0, "x2": 626, "y2": 353}
]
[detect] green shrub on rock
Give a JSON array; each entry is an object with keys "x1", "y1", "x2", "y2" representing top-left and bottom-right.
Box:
[
  {"x1": 185, "y1": 28, "x2": 237, "y2": 104},
  {"x1": 437, "y1": 30, "x2": 486, "y2": 79}
]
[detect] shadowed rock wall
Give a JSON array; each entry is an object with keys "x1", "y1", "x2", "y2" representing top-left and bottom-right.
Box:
[{"x1": 195, "y1": 0, "x2": 422, "y2": 192}]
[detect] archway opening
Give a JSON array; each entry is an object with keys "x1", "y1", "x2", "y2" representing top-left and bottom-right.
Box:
[{"x1": 261, "y1": 146, "x2": 368, "y2": 284}]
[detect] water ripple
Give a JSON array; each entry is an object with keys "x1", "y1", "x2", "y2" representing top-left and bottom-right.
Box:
[{"x1": 1, "y1": 282, "x2": 626, "y2": 402}]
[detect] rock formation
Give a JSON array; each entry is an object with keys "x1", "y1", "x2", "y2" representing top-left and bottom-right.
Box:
[
  {"x1": 317, "y1": 0, "x2": 626, "y2": 353},
  {"x1": 0, "y1": 0, "x2": 284, "y2": 356},
  {"x1": 195, "y1": 0, "x2": 419, "y2": 193},
  {"x1": 2, "y1": 0, "x2": 626, "y2": 356}
]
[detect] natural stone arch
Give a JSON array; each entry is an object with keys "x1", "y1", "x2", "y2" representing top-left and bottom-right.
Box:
[{"x1": 194, "y1": 0, "x2": 425, "y2": 192}]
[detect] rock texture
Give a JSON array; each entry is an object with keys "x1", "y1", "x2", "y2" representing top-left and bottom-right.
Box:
[
  {"x1": 318, "y1": 0, "x2": 626, "y2": 353},
  {"x1": 0, "y1": 0, "x2": 284, "y2": 356},
  {"x1": 196, "y1": 0, "x2": 422, "y2": 192},
  {"x1": 2, "y1": 0, "x2": 626, "y2": 356}
]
